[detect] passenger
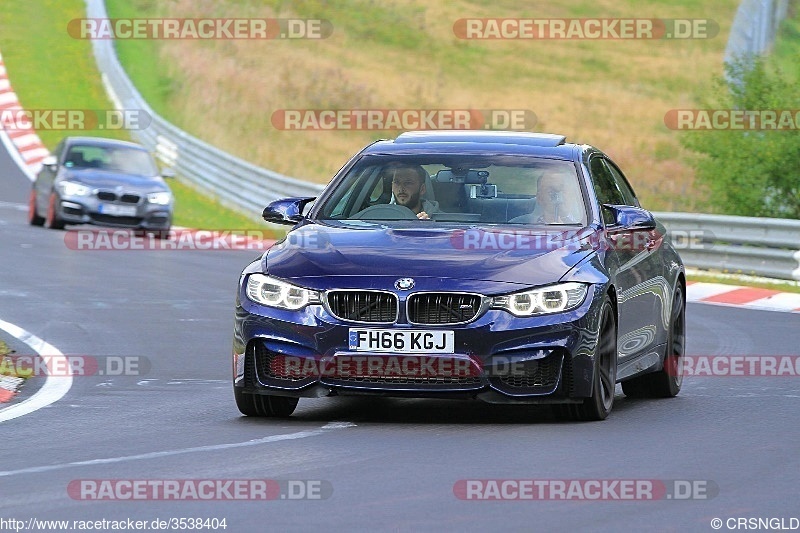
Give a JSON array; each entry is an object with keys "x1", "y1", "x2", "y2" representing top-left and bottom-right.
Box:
[{"x1": 511, "y1": 171, "x2": 581, "y2": 224}]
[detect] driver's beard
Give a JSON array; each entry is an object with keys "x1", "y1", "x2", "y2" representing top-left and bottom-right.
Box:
[{"x1": 398, "y1": 190, "x2": 422, "y2": 213}]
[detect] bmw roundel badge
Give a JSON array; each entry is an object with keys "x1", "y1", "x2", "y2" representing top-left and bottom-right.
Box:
[{"x1": 395, "y1": 278, "x2": 415, "y2": 290}]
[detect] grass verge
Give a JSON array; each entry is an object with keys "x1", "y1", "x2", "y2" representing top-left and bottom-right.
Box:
[{"x1": 0, "y1": 339, "x2": 26, "y2": 383}]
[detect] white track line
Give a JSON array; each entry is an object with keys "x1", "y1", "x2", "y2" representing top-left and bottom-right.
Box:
[
  {"x1": 0, "y1": 421, "x2": 355, "y2": 477},
  {"x1": 0, "y1": 319, "x2": 72, "y2": 423}
]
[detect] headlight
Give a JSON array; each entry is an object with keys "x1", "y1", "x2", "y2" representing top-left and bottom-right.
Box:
[
  {"x1": 57, "y1": 181, "x2": 90, "y2": 196},
  {"x1": 147, "y1": 192, "x2": 172, "y2": 205},
  {"x1": 492, "y1": 282, "x2": 589, "y2": 316},
  {"x1": 245, "y1": 274, "x2": 321, "y2": 310}
]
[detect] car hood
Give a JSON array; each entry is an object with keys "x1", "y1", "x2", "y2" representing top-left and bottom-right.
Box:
[
  {"x1": 61, "y1": 169, "x2": 168, "y2": 192},
  {"x1": 265, "y1": 221, "x2": 595, "y2": 289}
]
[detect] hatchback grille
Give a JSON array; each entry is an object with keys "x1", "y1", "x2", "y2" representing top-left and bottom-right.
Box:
[
  {"x1": 120, "y1": 194, "x2": 141, "y2": 204},
  {"x1": 408, "y1": 293, "x2": 483, "y2": 324},
  {"x1": 96, "y1": 191, "x2": 141, "y2": 204},
  {"x1": 327, "y1": 291, "x2": 397, "y2": 323}
]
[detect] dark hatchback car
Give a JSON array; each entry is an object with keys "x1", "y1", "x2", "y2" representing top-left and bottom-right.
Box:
[
  {"x1": 28, "y1": 137, "x2": 173, "y2": 234},
  {"x1": 233, "y1": 131, "x2": 685, "y2": 421}
]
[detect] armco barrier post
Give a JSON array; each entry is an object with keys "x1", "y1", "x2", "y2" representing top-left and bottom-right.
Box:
[{"x1": 793, "y1": 250, "x2": 800, "y2": 281}]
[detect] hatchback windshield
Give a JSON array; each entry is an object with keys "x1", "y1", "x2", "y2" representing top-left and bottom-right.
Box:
[{"x1": 64, "y1": 145, "x2": 160, "y2": 176}]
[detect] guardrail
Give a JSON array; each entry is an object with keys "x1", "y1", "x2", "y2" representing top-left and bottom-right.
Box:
[
  {"x1": 85, "y1": 0, "x2": 325, "y2": 219},
  {"x1": 654, "y1": 212, "x2": 800, "y2": 281}
]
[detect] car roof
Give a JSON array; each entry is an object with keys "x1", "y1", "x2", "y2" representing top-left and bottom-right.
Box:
[
  {"x1": 64, "y1": 136, "x2": 149, "y2": 151},
  {"x1": 362, "y1": 130, "x2": 582, "y2": 159}
]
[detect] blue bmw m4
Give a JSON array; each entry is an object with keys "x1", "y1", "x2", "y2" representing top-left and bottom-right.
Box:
[{"x1": 233, "y1": 131, "x2": 685, "y2": 421}]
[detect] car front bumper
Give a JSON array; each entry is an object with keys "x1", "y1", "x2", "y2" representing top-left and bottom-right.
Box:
[
  {"x1": 57, "y1": 194, "x2": 172, "y2": 230},
  {"x1": 233, "y1": 283, "x2": 607, "y2": 404}
]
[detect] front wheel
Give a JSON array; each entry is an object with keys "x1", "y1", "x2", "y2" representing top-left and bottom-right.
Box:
[
  {"x1": 45, "y1": 192, "x2": 65, "y2": 230},
  {"x1": 553, "y1": 297, "x2": 617, "y2": 421},
  {"x1": 28, "y1": 189, "x2": 45, "y2": 226},
  {"x1": 234, "y1": 387, "x2": 299, "y2": 417}
]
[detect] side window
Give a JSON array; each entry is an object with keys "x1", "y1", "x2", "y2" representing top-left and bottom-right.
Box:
[
  {"x1": 603, "y1": 159, "x2": 638, "y2": 207},
  {"x1": 328, "y1": 179, "x2": 360, "y2": 218},
  {"x1": 589, "y1": 157, "x2": 624, "y2": 225}
]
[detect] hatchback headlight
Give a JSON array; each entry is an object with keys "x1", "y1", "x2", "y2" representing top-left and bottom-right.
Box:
[
  {"x1": 57, "y1": 181, "x2": 90, "y2": 196},
  {"x1": 245, "y1": 274, "x2": 321, "y2": 310},
  {"x1": 147, "y1": 192, "x2": 172, "y2": 205},
  {"x1": 492, "y1": 282, "x2": 589, "y2": 316}
]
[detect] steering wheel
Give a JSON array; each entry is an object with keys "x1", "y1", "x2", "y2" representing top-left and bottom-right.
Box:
[{"x1": 351, "y1": 204, "x2": 418, "y2": 220}]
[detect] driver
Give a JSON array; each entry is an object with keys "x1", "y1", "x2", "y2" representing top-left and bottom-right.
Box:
[{"x1": 384, "y1": 163, "x2": 438, "y2": 220}]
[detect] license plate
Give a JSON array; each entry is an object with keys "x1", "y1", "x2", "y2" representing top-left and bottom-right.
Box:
[
  {"x1": 98, "y1": 204, "x2": 137, "y2": 217},
  {"x1": 348, "y1": 329, "x2": 455, "y2": 353}
]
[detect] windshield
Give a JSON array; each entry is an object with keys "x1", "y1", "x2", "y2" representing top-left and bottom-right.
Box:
[
  {"x1": 64, "y1": 145, "x2": 160, "y2": 176},
  {"x1": 316, "y1": 154, "x2": 586, "y2": 225}
]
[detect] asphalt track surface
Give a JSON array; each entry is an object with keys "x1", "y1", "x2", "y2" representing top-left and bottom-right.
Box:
[{"x1": 1, "y1": 140, "x2": 799, "y2": 533}]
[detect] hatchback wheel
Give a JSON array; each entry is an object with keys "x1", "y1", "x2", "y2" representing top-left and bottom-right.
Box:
[
  {"x1": 45, "y1": 192, "x2": 65, "y2": 230},
  {"x1": 28, "y1": 190, "x2": 45, "y2": 226}
]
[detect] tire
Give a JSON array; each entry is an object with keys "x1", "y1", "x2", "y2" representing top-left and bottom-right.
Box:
[
  {"x1": 45, "y1": 192, "x2": 65, "y2": 230},
  {"x1": 621, "y1": 286, "x2": 685, "y2": 398},
  {"x1": 149, "y1": 228, "x2": 172, "y2": 240},
  {"x1": 28, "y1": 189, "x2": 45, "y2": 226},
  {"x1": 234, "y1": 345, "x2": 299, "y2": 417},
  {"x1": 234, "y1": 387, "x2": 299, "y2": 417},
  {"x1": 553, "y1": 297, "x2": 617, "y2": 421}
]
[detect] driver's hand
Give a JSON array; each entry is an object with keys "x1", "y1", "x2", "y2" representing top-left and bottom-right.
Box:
[{"x1": 417, "y1": 211, "x2": 430, "y2": 220}]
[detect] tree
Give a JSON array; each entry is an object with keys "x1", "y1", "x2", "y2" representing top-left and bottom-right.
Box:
[{"x1": 681, "y1": 56, "x2": 800, "y2": 219}]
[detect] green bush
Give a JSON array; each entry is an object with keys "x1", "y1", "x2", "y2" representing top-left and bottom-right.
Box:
[{"x1": 681, "y1": 55, "x2": 800, "y2": 219}]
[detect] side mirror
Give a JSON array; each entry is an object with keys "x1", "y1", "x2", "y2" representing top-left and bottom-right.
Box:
[
  {"x1": 603, "y1": 204, "x2": 657, "y2": 230},
  {"x1": 161, "y1": 168, "x2": 176, "y2": 179},
  {"x1": 262, "y1": 197, "x2": 316, "y2": 225},
  {"x1": 42, "y1": 155, "x2": 58, "y2": 171}
]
